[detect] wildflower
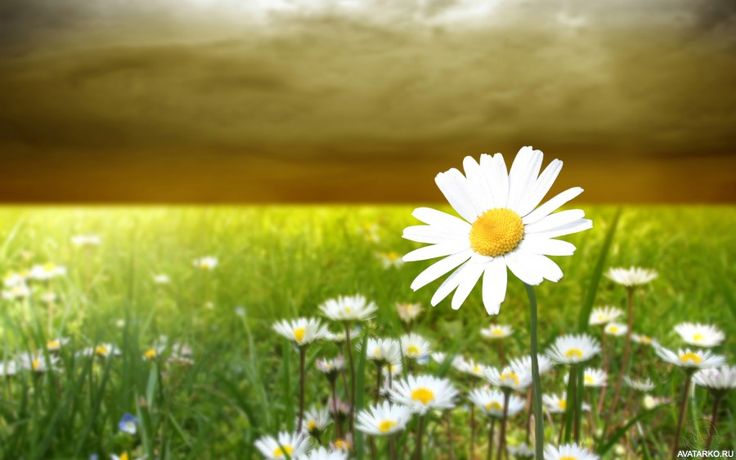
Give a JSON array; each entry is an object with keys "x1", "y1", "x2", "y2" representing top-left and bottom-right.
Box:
[
  {"x1": 624, "y1": 376, "x2": 655, "y2": 392},
  {"x1": 542, "y1": 393, "x2": 569, "y2": 414},
  {"x1": 480, "y1": 324, "x2": 513, "y2": 340},
  {"x1": 588, "y1": 306, "x2": 623, "y2": 326},
  {"x1": 631, "y1": 333, "x2": 657, "y2": 346},
  {"x1": 655, "y1": 346, "x2": 725, "y2": 370},
  {"x1": 315, "y1": 355, "x2": 345, "y2": 380},
  {"x1": 46, "y1": 337, "x2": 69, "y2": 352},
  {"x1": 674, "y1": 322, "x2": 725, "y2": 348},
  {"x1": 71, "y1": 234, "x2": 101, "y2": 247},
  {"x1": 324, "y1": 327, "x2": 361, "y2": 342},
  {"x1": 118, "y1": 413, "x2": 138, "y2": 435},
  {"x1": 606, "y1": 267, "x2": 657, "y2": 287},
  {"x1": 80, "y1": 343, "x2": 121, "y2": 359},
  {"x1": 366, "y1": 338, "x2": 401, "y2": 366},
  {"x1": 642, "y1": 395, "x2": 669, "y2": 409},
  {"x1": 320, "y1": 295, "x2": 377, "y2": 322},
  {"x1": 388, "y1": 374, "x2": 457, "y2": 414},
  {"x1": 301, "y1": 406, "x2": 331, "y2": 436},
  {"x1": 402, "y1": 148, "x2": 591, "y2": 314},
  {"x1": 469, "y1": 388, "x2": 525, "y2": 418},
  {"x1": 2, "y1": 283, "x2": 31, "y2": 300},
  {"x1": 254, "y1": 432, "x2": 309, "y2": 459},
  {"x1": 300, "y1": 447, "x2": 348, "y2": 460},
  {"x1": 507, "y1": 442, "x2": 535, "y2": 458},
  {"x1": 331, "y1": 435, "x2": 352, "y2": 452},
  {"x1": 152, "y1": 274, "x2": 170, "y2": 284},
  {"x1": 272, "y1": 318, "x2": 327, "y2": 346},
  {"x1": 395, "y1": 302, "x2": 422, "y2": 323},
  {"x1": 582, "y1": 368, "x2": 607, "y2": 388},
  {"x1": 543, "y1": 443, "x2": 599, "y2": 460},
  {"x1": 192, "y1": 256, "x2": 218, "y2": 271},
  {"x1": 693, "y1": 365, "x2": 736, "y2": 391},
  {"x1": 356, "y1": 401, "x2": 412, "y2": 436},
  {"x1": 485, "y1": 365, "x2": 532, "y2": 391},
  {"x1": 508, "y1": 354, "x2": 555, "y2": 376},
  {"x1": 453, "y1": 356, "x2": 489, "y2": 378},
  {"x1": 546, "y1": 334, "x2": 600, "y2": 365},
  {"x1": 377, "y1": 251, "x2": 404, "y2": 268},
  {"x1": 603, "y1": 322, "x2": 627, "y2": 337},
  {"x1": 400, "y1": 333, "x2": 431, "y2": 360},
  {"x1": 28, "y1": 263, "x2": 67, "y2": 281},
  {"x1": 19, "y1": 353, "x2": 57, "y2": 373},
  {"x1": 0, "y1": 360, "x2": 18, "y2": 377}
]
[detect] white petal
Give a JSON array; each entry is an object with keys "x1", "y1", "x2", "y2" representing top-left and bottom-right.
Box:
[
  {"x1": 403, "y1": 225, "x2": 466, "y2": 244},
  {"x1": 463, "y1": 156, "x2": 493, "y2": 212},
  {"x1": 435, "y1": 169, "x2": 479, "y2": 222},
  {"x1": 534, "y1": 219, "x2": 592, "y2": 239},
  {"x1": 482, "y1": 153, "x2": 509, "y2": 208},
  {"x1": 482, "y1": 257, "x2": 507, "y2": 315},
  {"x1": 451, "y1": 260, "x2": 486, "y2": 310},
  {"x1": 519, "y1": 237, "x2": 576, "y2": 256},
  {"x1": 430, "y1": 262, "x2": 472, "y2": 306},
  {"x1": 528, "y1": 254, "x2": 564, "y2": 282},
  {"x1": 505, "y1": 251, "x2": 544, "y2": 286},
  {"x1": 508, "y1": 146, "x2": 543, "y2": 213},
  {"x1": 403, "y1": 242, "x2": 470, "y2": 262},
  {"x1": 522, "y1": 187, "x2": 584, "y2": 224},
  {"x1": 411, "y1": 250, "x2": 473, "y2": 291},
  {"x1": 518, "y1": 159, "x2": 563, "y2": 216},
  {"x1": 412, "y1": 207, "x2": 472, "y2": 230},
  {"x1": 525, "y1": 209, "x2": 586, "y2": 234}
]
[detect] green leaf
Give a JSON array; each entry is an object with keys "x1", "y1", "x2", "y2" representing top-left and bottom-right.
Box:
[{"x1": 596, "y1": 406, "x2": 663, "y2": 455}]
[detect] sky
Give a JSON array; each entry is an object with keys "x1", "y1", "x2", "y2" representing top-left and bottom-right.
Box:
[{"x1": 1, "y1": 0, "x2": 735, "y2": 203}]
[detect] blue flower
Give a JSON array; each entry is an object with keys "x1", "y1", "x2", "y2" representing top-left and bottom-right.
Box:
[{"x1": 118, "y1": 413, "x2": 138, "y2": 435}]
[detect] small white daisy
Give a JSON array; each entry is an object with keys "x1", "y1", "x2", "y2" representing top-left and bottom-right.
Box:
[
  {"x1": 0, "y1": 360, "x2": 18, "y2": 377},
  {"x1": 402, "y1": 148, "x2": 592, "y2": 315},
  {"x1": 469, "y1": 387, "x2": 526, "y2": 418},
  {"x1": 400, "y1": 333, "x2": 431, "y2": 360},
  {"x1": 507, "y1": 354, "x2": 556, "y2": 376},
  {"x1": 254, "y1": 432, "x2": 309, "y2": 459},
  {"x1": 192, "y1": 256, "x2": 218, "y2": 271},
  {"x1": 28, "y1": 263, "x2": 67, "y2": 281},
  {"x1": 588, "y1": 306, "x2": 623, "y2": 326},
  {"x1": 508, "y1": 442, "x2": 535, "y2": 458},
  {"x1": 301, "y1": 406, "x2": 331, "y2": 435},
  {"x1": 542, "y1": 393, "x2": 569, "y2": 414},
  {"x1": 356, "y1": 401, "x2": 413, "y2": 436},
  {"x1": 315, "y1": 355, "x2": 344, "y2": 378},
  {"x1": 693, "y1": 365, "x2": 736, "y2": 391},
  {"x1": 18, "y1": 353, "x2": 57, "y2": 373},
  {"x1": 273, "y1": 318, "x2": 327, "y2": 346},
  {"x1": 320, "y1": 295, "x2": 377, "y2": 322},
  {"x1": 655, "y1": 346, "x2": 725, "y2": 370},
  {"x1": 377, "y1": 251, "x2": 404, "y2": 269},
  {"x1": 324, "y1": 327, "x2": 361, "y2": 343},
  {"x1": 642, "y1": 394, "x2": 670, "y2": 409},
  {"x1": 480, "y1": 324, "x2": 513, "y2": 340},
  {"x1": 366, "y1": 338, "x2": 401, "y2": 365},
  {"x1": 631, "y1": 333, "x2": 657, "y2": 346},
  {"x1": 606, "y1": 267, "x2": 657, "y2": 287},
  {"x1": 2, "y1": 283, "x2": 31, "y2": 300},
  {"x1": 485, "y1": 365, "x2": 532, "y2": 391},
  {"x1": 153, "y1": 274, "x2": 171, "y2": 285},
  {"x1": 546, "y1": 334, "x2": 600, "y2": 365},
  {"x1": 300, "y1": 447, "x2": 348, "y2": 460},
  {"x1": 604, "y1": 322, "x2": 628, "y2": 337},
  {"x1": 71, "y1": 234, "x2": 101, "y2": 248},
  {"x1": 453, "y1": 356, "x2": 489, "y2": 378},
  {"x1": 674, "y1": 323, "x2": 725, "y2": 348},
  {"x1": 395, "y1": 302, "x2": 423, "y2": 323},
  {"x1": 624, "y1": 376, "x2": 655, "y2": 392},
  {"x1": 388, "y1": 374, "x2": 457, "y2": 414},
  {"x1": 543, "y1": 443, "x2": 599, "y2": 460},
  {"x1": 80, "y1": 343, "x2": 121, "y2": 359},
  {"x1": 583, "y1": 368, "x2": 607, "y2": 388}
]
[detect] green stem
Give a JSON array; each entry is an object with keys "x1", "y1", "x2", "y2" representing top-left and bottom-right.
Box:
[
  {"x1": 525, "y1": 283, "x2": 545, "y2": 460},
  {"x1": 344, "y1": 323, "x2": 356, "y2": 434},
  {"x1": 704, "y1": 392, "x2": 722, "y2": 450},
  {"x1": 297, "y1": 345, "x2": 306, "y2": 433},
  {"x1": 486, "y1": 418, "x2": 496, "y2": 460},
  {"x1": 671, "y1": 371, "x2": 693, "y2": 459},
  {"x1": 574, "y1": 365, "x2": 584, "y2": 443},
  {"x1": 497, "y1": 390, "x2": 510, "y2": 460},
  {"x1": 563, "y1": 366, "x2": 576, "y2": 443},
  {"x1": 413, "y1": 415, "x2": 425, "y2": 460}
]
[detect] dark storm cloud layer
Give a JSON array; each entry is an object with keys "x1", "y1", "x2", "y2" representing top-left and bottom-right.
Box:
[{"x1": 1, "y1": 0, "x2": 735, "y2": 202}]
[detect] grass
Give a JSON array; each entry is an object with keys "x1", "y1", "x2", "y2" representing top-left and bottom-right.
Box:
[{"x1": 0, "y1": 205, "x2": 734, "y2": 459}]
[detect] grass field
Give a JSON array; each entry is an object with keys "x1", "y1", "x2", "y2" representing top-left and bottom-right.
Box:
[{"x1": 0, "y1": 206, "x2": 734, "y2": 459}]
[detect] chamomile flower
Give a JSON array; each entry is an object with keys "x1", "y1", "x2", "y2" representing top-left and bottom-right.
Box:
[
  {"x1": 588, "y1": 306, "x2": 623, "y2": 326},
  {"x1": 152, "y1": 274, "x2": 170, "y2": 285},
  {"x1": 19, "y1": 353, "x2": 57, "y2": 373},
  {"x1": 3, "y1": 272, "x2": 26, "y2": 288},
  {"x1": 604, "y1": 322, "x2": 628, "y2": 337},
  {"x1": 632, "y1": 333, "x2": 657, "y2": 346},
  {"x1": 2, "y1": 283, "x2": 31, "y2": 300},
  {"x1": 396, "y1": 302, "x2": 423, "y2": 323},
  {"x1": 480, "y1": 324, "x2": 513, "y2": 340},
  {"x1": 0, "y1": 360, "x2": 17, "y2": 377},
  {"x1": 624, "y1": 376, "x2": 655, "y2": 392},
  {"x1": 377, "y1": 251, "x2": 404, "y2": 269},
  {"x1": 402, "y1": 148, "x2": 591, "y2": 315},
  {"x1": 71, "y1": 234, "x2": 101, "y2": 247},
  {"x1": 508, "y1": 354, "x2": 555, "y2": 376},
  {"x1": 655, "y1": 346, "x2": 725, "y2": 370},
  {"x1": 315, "y1": 355, "x2": 345, "y2": 379},
  {"x1": 400, "y1": 333, "x2": 431, "y2": 360},
  {"x1": 542, "y1": 393, "x2": 569, "y2": 414},
  {"x1": 543, "y1": 443, "x2": 599, "y2": 460},
  {"x1": 192, "y1": 256, "x2": 218, "y2": 271},
  {"x1": 469, "y1": 387, "x2": 525, "y2": 418},
  {"x1": 642, "y1": 395, "x2": 669, "y2": 409},
  {"x1": 453, "y1": 356, "x2": 489, "y2": 378},
  {"x1": 80, "y1": 343, "x2": 121, "y2": 359},
  {"x1": 366, "y1": 338, "x2": 401, "y2": 365},
  {"x1": 485, "y1": 365, "x2": 532, "y2": 391},
  {"x1": 301, "y1": 406, "x2": 331, "y2": 436},
  {"x1": 28, "y1": 263, "x2": 67, "y2": 281},
  {"x1": 606, "y1": 267, "x2": 657, "y2": 287},
  {"x1": 547, "y1": 334, "x2": 600, "y2": 365},
  {"x1": 693, "y1": 365, "x2": 736, "y2": 391},
  {"x1": 301, "y1": 447, "x2": 348, "y2": 460},
  {"x1": 118, "y1": 413, "x2": 138, "y2": 435},
  {"x1": 356, "y1": 401, "x2": 412, "y2": 436},
  {"x1": 674, "y1": 323, "x2": 725, "y2": 348},
  {"x1": 254, "y1": 432, "x2": 309, "y2": 460},
  {"x1": 508, "y1": 442, "x2": 535, "y2": 458},
  {"x1": 388, "y1": 374, "x2": 457, "y2": 414},
  {"x1": 46, "y1": 337, "x2": 69, "y2": 352},
  {"x1": 331, "y1": 436, "x2": 352, "y2": 452},
  {"x1": 273, "y1": 318, "x2": 327, "y2": 346},
  {"x1": 583, "y1": 368, "x2": 607, "y2": 387},
  {"x1": 320, "y1": 295, "x2": 377, "y2": 322}
]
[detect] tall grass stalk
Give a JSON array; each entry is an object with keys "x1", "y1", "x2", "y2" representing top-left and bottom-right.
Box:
[{"x1": 525, "y1": 284, "x2": 544, "y2": 460}]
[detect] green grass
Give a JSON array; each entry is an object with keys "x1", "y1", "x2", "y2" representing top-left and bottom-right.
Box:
[{"x1": 0, "y1": 205, "x2": 734, "y2": 459}]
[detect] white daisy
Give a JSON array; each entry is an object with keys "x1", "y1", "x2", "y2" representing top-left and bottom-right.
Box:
[
  {"x1": 400, "y1": 333, "x2": 431, "y2": 360},
  {"x1": 18, "y1": 353, "x2": 57, "y2": 373},
  {"x1": 543, "y1": 443, "x2": 599, "y2": 460},
  {"x1": 480, "y1": 324, "x2": 513, "y2": 340},
  {"x1": 402, "y1": 148, "x2": 592, "y2": 315},
  {"x1": 604, "y1": 322, "x2": 628, "y2": 337},
  {"x1": 396, "y1": 302, "x2": 423, "y2": 323},
  {"x1": 508, "y1": 442, "x2": 535, "y2": 458},
  {"x1": 377, "y1": 251, "x2": 404, "y2": 269},
  {"x1": 315, "y1": 355, "x2": 344, "y2": 378},
  {"x1": 674, "y1": 323, "x2": 725, "y2": 348},
  {"x1": 301, "y1": 406, "x2": 331, "y2": 435},
  {"x1": 469, "y1": 387, "x2": 526, "y2": 418},
  {"x1": 543, "y1": 394, "x2": 591, "y2": 415},
  {"x1": 588, "y1": 306, "x2": 623, "y2": 326},
  {"x1": 324, "y1": 327, "x2": 361, "y2": 343},
  {"x1": 320, "y1": 295, "x2": 377, "y2": 322},
  {"x1": 300, "y1": 447, "x2": 348, "y2": 460},
  {"x1": 153, "y1": 274, "x2": 171, "y2": 285},
  {"x1": 273, "y1": 318, "x2": 327, "y2": 346},
  {"x1": 254, "y1": 432, "x2": 309, "y2": 459},
  {"x1": 366, "y1": 338, "x2": 401, "y2": 365},
  {"x1": 3, "y1": 272, "x2": 26, "y2": 288},
  {"x1": 655, "y1": 346, "x2": 725, "y2": 370},
  {"x1": 1, "y1": 283, "x2": 31, "y2": 300},
  {"x1": 606, "y1": 267, "x2": 657, "y2": 287},
  {"x1": 192, "y1": 256, "x2": 218, "y2": 271},
  {"x1": 388, "y1": 374, "x2": 457, "y2": 414},
  {"x1": 693, "y1": 365, "x2": 736, "y2": 391},
  {"x1": 507, "y1": 354, "x2": 556, "y2": 376},
  {"x1": 46, "y1": 337, "x2": 69, "y2": 352},
  {"x1": 546, "y1": 334, "x2": 600, "y2": 365},
  {"x1": 642, "y1": 394, "x2": 669, "y2": 409},
  {"x1": 71, "y1": 234, "x2": 101, "y2": 247},
  {"x1": 0, "y1": 360, "x2": 18, "y2": 377},
  {"x1": 453, "y1": 356, "x2": 489, "y2": 378},
  {"x1": 583, "y1": 368, "x2": 607, "y2": 388},
  {"x1": 28, "y1": 263, "x2": 67, "y2": 281},
  {"x1": 624, "y1": 376, "x2": 655, "y2": 392},
  {"x1": 485, "y1": 365, "x2": 532, "y2": 391},
  {"x1": 632, "y1": 333, "x2": 657, "y2": 346},
  {"x1": 80, "y1": 343, "x2": 122, "y2": 359},
  {"x1": 356, "y1": 401, "x2": 413, "y2": 436}
]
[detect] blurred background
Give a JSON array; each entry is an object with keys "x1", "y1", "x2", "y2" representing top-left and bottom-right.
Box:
[{"x1": 1, "y1": 0, "x2": 735, "y2": 203}]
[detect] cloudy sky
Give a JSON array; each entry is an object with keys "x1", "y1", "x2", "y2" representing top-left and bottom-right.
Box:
[{"x1": 1, "y1": 0, "x2": 735, "y2": 202}]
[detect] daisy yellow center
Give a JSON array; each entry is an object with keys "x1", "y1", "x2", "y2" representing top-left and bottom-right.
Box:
[
  {"x1": 692, "y1": 333, "x2": 704, "y2": 342},
  {"x1": 378, "y1": 419, "x2": 397, "y2": 433},
  {"x1": 32, "y1": 358, "x2": 41, "y2": 371},
  {"x1": 558, "y1": 399, "x2": 567, "y2": 411},
  {"x1": 293, "y1": 327, "x2": 306, "y2": 343},
  {"x1": 144, "y1": 348, "x2": 157, "y2": 360},
  {"x1": 639, "y1": 336, "x2": 651, "y2": 344},
  {"x1": 565, "y1": 348, "x2": 584, "y2": 359},
  {"x1": 47, "y1": 339, "x2": 60, "y2": 350},
  {"x1": 307, "y1": 420, "x2": 318, "y2": 431},
  {"x1": 272, "y1": 445, "x2": 293, "y2": 458},
  {"x1": 406, "y1": 345, "x2": 420, "y2": 356},
  {"x1": 469, "y1": 208, "x2": 524, "y2": 257},
  {"x1": 411, "y1": 387, "x2": 435, "y2": 405},
  {"x1": 501, "y1": 371, "x2": 520, "y2": 385},
  {"x1": 560, "y1": 457, "x2": 577, "y2": 460},
  {"x1": 584, "y1": 375, "x2": 594, "y2": 385},
  {"x1": 119, "y1": 453, "x2": 129, "y2": 460},
  {"x1": 472, "y1": 365, "x2": 482, "y2": 374},
  {"x1": 679, "y1": 352, "x2": 702, "y2": 364},
  {"x1": 334, "y1": 439, "x2": 348, "y2": 449},
  {"x1": 95, "y1": 345, "x2": 109, "y2": 356},
  {"x1": 485, "y1": 401, "x2": 503, "y2": 411},
  {"x1": 384, "y1": 252, "x2": 400, "y2": 261},
  {"x1": 491, "y1": 328, "x2": 505, "y2": 337},
  {"x1": 607, "y1": 325, "x2": 619, "y2": 334}
]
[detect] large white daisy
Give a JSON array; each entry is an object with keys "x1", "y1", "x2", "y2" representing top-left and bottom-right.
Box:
[
  {"x1": 655, "y1": 346, "x2": 725, "y2": 370},
  {"x1": 388, "y1": 374, "x2": 457, "y2": 414},
  {"x1": 544, "y1": 443, "x2": 599, "y2": 460},
  {"x1": 693, "y1": 365, "x2": 736, "y2": 391},
  {"x1": 254, "y1": 431, "x2": 309, "y2": 459},
  {"x1": 356, "y1": 401, "x2": 413, "y2": 436},
  {"x1": 673, "y1": 322, "x2": 725, "y2": 348},
  {"x1": 402, "y1": 147, "x2": 592, "y2": 314}
]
